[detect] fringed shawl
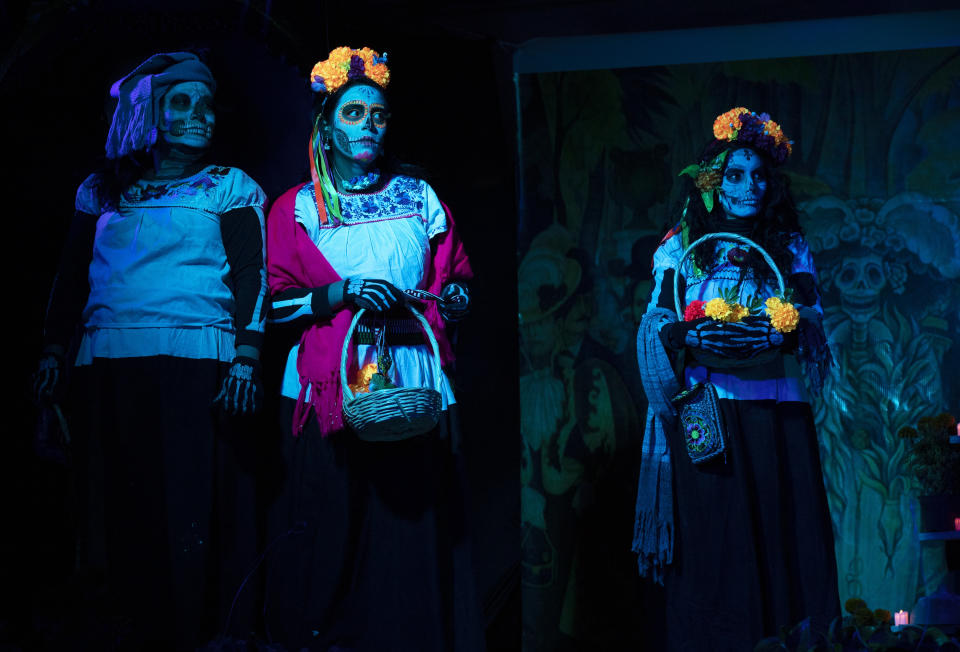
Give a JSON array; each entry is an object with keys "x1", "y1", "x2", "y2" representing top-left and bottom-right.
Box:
[{"x1": 266, "y1": 183, "x2": 473, "y2": 437}]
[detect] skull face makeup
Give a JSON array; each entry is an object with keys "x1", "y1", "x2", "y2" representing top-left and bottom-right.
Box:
[
  {"x1": 158, "y1": 81, "x2": 215, "y2": 150},
  {"x1": 328, "y1": 84, "x2": 389, "y2": 170},
  {"x1": 719, "y1": 148, "x2": 767, "y2": 219}
]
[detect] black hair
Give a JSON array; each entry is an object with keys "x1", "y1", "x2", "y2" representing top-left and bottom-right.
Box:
[
  {"x1": 311, "y1": 78, "x2": 427, "y2": 182},
  {"x1": 678, "y1": 140, "x2": 802, "y2": 282},
  {"x1": 89, "y1": 150, "x2": 153, "y2": 209}
]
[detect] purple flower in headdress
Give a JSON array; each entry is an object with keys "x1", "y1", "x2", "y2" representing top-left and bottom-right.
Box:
[{"x1": 347, "y1": 55, "x2": 366, "y2": 80}]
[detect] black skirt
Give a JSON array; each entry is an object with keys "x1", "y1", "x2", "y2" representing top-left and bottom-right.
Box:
[
  {"x1": 263, "y1": 399, "x2": 485, "y2": 652},
  {"x1": 664, "y1": 399, "x2": 840, "y2": 652},
  {"x1": 71, "y1": 355, "x2": 260, "y2": 651}
]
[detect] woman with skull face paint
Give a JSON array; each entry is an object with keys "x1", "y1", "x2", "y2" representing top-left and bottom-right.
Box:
[
  {"x1": 33, "y1": 52, "x2": 267, "y2": 649},
  {"x1": 633, "y1": 108, "x2": 839, "y2": 651},
  {"x1": 262, "y1": 47, "x2": 483, "y2": 651}
]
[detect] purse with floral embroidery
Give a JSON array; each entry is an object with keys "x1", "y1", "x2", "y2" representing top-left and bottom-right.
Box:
[{"x1": 671, "y1": 381, "x2": 726, "y2": 465}]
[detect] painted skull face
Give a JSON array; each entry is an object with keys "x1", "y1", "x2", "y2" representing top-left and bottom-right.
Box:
[
  {"x1": 158, "y1": 81, "x2": 215, "y2": 149},
  {"x1": 719, "y1": 148, "x2": 767, "y2": 219},
  {"x1": 330, "y1": 84, "x2": 389, "y2": 166}
]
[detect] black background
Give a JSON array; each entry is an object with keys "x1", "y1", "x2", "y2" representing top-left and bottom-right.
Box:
[{"x1": 2, "y1": 1, "x2": 956, "y2": 649}]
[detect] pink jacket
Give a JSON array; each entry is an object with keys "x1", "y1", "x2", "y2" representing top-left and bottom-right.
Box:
[{"x1": 266, "y1": 183, "x2": 474, "y2": 436}]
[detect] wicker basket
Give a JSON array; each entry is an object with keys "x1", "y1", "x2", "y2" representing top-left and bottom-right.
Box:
[
  {"x1": 673, "y1": 232, "x2": 786, "y2": 369},
  {"x1": 340, "y1": 304, "x2": 443, "y2": 442}
]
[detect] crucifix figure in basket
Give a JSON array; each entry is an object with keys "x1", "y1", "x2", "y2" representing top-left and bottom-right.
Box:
[
  {"x1": 633, "y1": 107, "x2": 839, "y2": 651},
  {"x1": 263, "y1": 46, "x2": 485, "y2": 652}
]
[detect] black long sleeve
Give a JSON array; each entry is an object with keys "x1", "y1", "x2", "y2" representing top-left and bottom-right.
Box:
[
  {"x1": 43, "y1": 210, "x2": 99, "y2": 350},
  {"x1": 268, "y1": 285, "x2": 336, "y2": 326},
  {"x1": 220, "y1": 206, "x2": 268, "y2": 350}
]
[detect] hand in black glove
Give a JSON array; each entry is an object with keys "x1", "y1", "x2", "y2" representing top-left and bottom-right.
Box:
[
  {"x1": 439, "y1": 282, "x2": 470, "y2": 322},
  {"x1": 33, "y1": 352, "x2": 63, "y2": 405},
  {"x1": 343, "y1": 279, "x2": 405, "y2": 312},
  {"x1": 681, "y1": 316, "x2": 784, "y2": 360},
  {"x1": 214, "y1": 356, "x2": 263, "y2": 415}
]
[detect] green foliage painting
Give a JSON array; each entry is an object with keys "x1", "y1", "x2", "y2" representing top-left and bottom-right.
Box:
[{"x1": 518, "y1": 47, "x2": 960, "y2": 652}]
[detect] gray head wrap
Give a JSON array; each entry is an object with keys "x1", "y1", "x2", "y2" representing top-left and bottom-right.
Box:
[{"x1": 105, "y1": 52, "x2": 216, "y2": 159}]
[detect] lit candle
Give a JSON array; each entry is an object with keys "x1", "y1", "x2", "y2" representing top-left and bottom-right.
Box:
[
  {"x1": 894, "y1": 610, "x2": 909, "y2": 626},
  {"x1": 955, "y1": 517, "x2": 960, "y2": 532}
]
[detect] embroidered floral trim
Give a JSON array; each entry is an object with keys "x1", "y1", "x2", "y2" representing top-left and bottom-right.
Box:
[
  {"x1": 311, "y1": 175, "x2": 425, "y2": 224},
  {"x1": 122, "y1": 166, "x2": 230, "y2": 203}
]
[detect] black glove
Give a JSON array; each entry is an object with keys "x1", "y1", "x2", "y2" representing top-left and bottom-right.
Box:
[
  {"x1": 677, "y1": 316, "x2": 784, "y2": 360},
  {"x1": 33, "y1": 352, "x2": 63, "y2": 405},
  {"x1": 439, "y1": 282, "x2": 470, "y2": 322},
  {"x1": 214, "y1": 356, "x2": 263, "y2": 415},
  {"x1": 343, "y1": 279, "x2": 405, "y2": 312}
]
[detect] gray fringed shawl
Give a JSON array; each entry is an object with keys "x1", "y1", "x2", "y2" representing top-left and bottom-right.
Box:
[{"x1": 632, "y1": 307, "x2": 682, "y2": 584}]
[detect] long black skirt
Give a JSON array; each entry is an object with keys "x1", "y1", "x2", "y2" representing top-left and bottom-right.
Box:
[
  {"x1": 264, "y1": 399, "x2": 485, "y2": 652},
  {"x1": 71, "y1": 356, "x2": 260, "y2": 651},
  {"x1": 664, "y1": 399, "x2": 840, "y2": 652}
]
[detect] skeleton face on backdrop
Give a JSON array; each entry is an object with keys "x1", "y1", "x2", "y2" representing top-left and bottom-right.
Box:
[
  {"x1": 719, "y1": 148, "x2": 767, "y2": 219},
  {"x1": 158, "y1": 81, "x2": 215, "y2": 150},
  {"x1": 327, "y1": 84, "x2": 389, "y2": 170}
]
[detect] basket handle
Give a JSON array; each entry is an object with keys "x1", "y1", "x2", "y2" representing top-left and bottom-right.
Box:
[
  {"x1": 340, "y1": 303, "x2": 444, "y2": 401},
  {"x1": 673, "y1": 232, "x2": 786, "y2": 321}
]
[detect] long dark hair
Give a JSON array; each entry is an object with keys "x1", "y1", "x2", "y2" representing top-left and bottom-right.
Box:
[
  {"x1": 89, "y1": 150, "x2": 154, "y2": 210},
  {"x1": 312, "y1": 78, "x2": 427, "y2": 183},
  {"x1": 680, "y1": 140, "x2": 802, "y2": 282}
]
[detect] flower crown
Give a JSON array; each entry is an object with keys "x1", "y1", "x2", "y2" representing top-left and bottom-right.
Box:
[
  {"x1": 309, "y1": 46, "x2": 390, "y2": 95},
  {"x1": 679, "y1": 107, "x2": 793, "y2": 213},
  {"x1": 712, "y1": 106, "x2": 793, "y2": 165}
]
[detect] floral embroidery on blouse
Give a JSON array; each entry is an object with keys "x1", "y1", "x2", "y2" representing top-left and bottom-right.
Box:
[
  {"x1": 311, "y1": 176, "x2": 426, "y2": 225},
  {"x1": 122, "y1": 166, "x2": 231, "y2": 203}
]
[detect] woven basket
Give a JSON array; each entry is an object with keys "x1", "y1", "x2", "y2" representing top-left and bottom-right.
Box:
[
  {"x1": 340, "y1": 304, "x2": 443, "y2": 442},
  {"x1": 673, "y1": 232, "x2": 786, "y2": 369}
]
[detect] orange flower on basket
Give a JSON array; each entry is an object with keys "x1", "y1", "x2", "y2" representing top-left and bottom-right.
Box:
[
  {"x1": 729, "y1": 303, "x2": 750, "y2": 322},
  {"x1": 764, "y1": 297, "x2": 800, "y2": 333},
  {"x1": 349, "y1": 362, "x2": 380, "y2": 394},
  {"x1": 713, "y1": 107, "x2": 749, "y2": 141}
]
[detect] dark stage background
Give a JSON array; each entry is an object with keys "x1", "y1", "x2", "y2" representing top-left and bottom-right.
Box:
[
  {"x1": 2, "y1": 2, "x2": 520, "y2": 648},
  {"x1": 4, "y1": 2, "x2": 960, "y2": 651}
]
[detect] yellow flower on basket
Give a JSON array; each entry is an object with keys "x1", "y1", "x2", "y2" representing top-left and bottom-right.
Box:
[
  {"x1": 703, "y1": 297, "x2": 732, "y2": 321},
  {"x1": 349, "y1": 362, "x2": 379, "y2": 394},
  {"x1": 764, "y1": 297, "x2": 800, "y2": 333},
  {"x1": 704, "y1": 298, "x2": 748, "y2": 323}
]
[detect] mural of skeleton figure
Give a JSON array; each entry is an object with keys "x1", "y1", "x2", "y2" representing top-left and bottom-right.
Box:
[
  {"x1": 634, "y1": 108, "x2": 840, "y2": 651},
  {"x1": 33, "y1": 52, "x2": 268, "y2": 649},
  {"x1": 800, "y1": 192, "x2": 960, "y2": 610},
  {"x1": 519, "y1": 224, "x2": 643, "y2": 650}
]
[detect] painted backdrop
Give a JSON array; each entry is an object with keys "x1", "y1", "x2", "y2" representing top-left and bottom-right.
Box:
[{"x1": 518, "y1": 47, "x2": 960, "y2": 650}]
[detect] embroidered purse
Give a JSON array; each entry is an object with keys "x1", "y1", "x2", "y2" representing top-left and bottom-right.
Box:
[{"x1": 671, "y1": 381, "x2": 726, "y2": 465}]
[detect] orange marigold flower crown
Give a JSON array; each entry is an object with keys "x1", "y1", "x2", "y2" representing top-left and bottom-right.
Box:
[
  {"x1": 310, "y1": 46, "x2": 390, "y2": 95},
  {"x1": 711, "y1": 106, "x2": 793, "y2": 165}
]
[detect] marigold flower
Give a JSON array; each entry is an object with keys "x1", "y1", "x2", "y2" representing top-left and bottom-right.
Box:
[
  {"x1": 310, "y1": 46, "x2": 391, "y2": 95},
  {"x1": 874, "y1": 609, "x2": 892, "y2": 624},
  {"x1": 349, "y1": 362, "x2": 379, "y2": 394},
  {"x1": 845, "y1": 598, "x2": 868, "y2": 614},
  {"x1": 729, "y1": 303, "x2": 750, "y2": 322},
  {"x1": 765, "y1": 298, "x2": 799, "y2": 333},
  {"x1": 704, "y1": 297, "x2": 733, "y2": 322},
  {"x1": 684, "y1": 300, "x2": 707, "y2": 321},
  {"x1": 695, "y1": 170, "x2": 722, "y2": 192},
  {"x1": 712, "y1": 107, "x2": 749, "y2": 141}
]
